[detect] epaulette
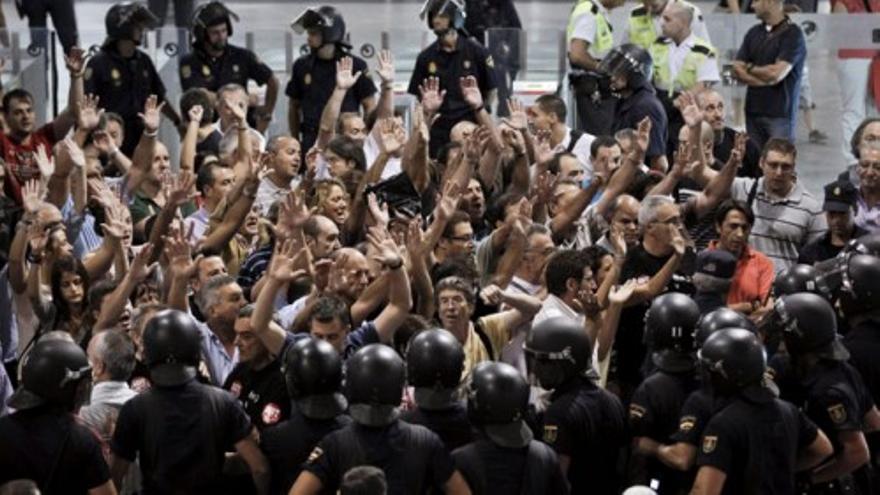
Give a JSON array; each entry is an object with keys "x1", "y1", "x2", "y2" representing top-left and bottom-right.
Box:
[
  {"x1": 691, "y1": 44, "x2": 713, "y2": 56},
  {"x1": 631, "y1": 5, "x2": 647, "y2": 16}
]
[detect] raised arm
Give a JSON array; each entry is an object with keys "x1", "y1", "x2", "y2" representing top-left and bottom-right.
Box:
[
  {"x1": 367, "y1": 227, "x2": 412, "y2": 343},
  {"x1": 316, "y1": 57, "x2": 361, "y2": 150},
  {"x1": 52, "y1": 47, "x2": 86, "y2": 138},
  {"x1": 180, "y1": 104, "x2": 204, "y2": 175},
  {"x1": 94, "y1": 244, "x2": 156, "y2": 330},
  {"x1": 374, "y1": 49, "x2": 396, "y2": 120},
  {"x1": 253, "y1": 240, "x2": 311, "y2": 356}
]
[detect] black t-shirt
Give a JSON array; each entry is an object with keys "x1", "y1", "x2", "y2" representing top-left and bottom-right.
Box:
[
  {"x1": 629, "y1": 370, "x2": 700, "y2": 492},
  {"x1": 260, "y1": 407, "x2": 352, "y2": 495},
  {"x1": 111, "y1": 380, "x2": 253, "y2": 494},
  {"x1": 797, "y1": 227, "x2": 869, "y2": 265},
  {"x1": 541, "y1": 377, "x2": 627, "y2": 495},
  {"x1": 696, "y1": 396, "x2": 818, "y2": 495},
  {"x1": 451, "y1": 438, "x2": 569, "y2": 495},
  {"x1": 736, "y1": 18, "x2": 806, "y2": 119},
  {"x1": 223, "y1": 359, "x2": 290, "y2": 430},
  {"x1": 613, "y1": 245, "x2": 696, "y2": 390},
  {"x1": 0, "y1": 407, "x2": 110, "y2": 493},
  {"x1": 672, "y1": 387, "x2": 723, "y2": 447},
  {"x1": 613, "y1": 85, "x2": 668, "y2": 161},
  {"x1": 400, "y1": 402, "x2": 475, "y2": 452},
  {"x1": 844, "y1": 319, "x2": 880, "y2": 407},
  {"x1": 713, "y1": 127, "x2": 762, "y2": 179},
  {"x1": 180, "y1": 44, "x2": 274, "y2": 93},
  {"x1": 303, "y1": 420, "x2": 455, "y2": 494}
]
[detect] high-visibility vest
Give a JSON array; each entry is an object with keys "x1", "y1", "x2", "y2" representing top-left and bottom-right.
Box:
[
  {"x1": 650, "y1": 36, "x2": 716, "y2": 96},
  {"x1": 567, "y1": 0, "x2": 614, "y2": 58}
]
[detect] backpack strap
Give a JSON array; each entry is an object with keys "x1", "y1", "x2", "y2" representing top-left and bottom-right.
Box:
[{"x1": 474, "y1": 320, "x2": 496, "y2": 361}]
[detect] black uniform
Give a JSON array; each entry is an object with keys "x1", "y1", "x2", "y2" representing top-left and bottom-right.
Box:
[
  {"x1": 671, "y1": 387, "x2": 722, "y2": 449},
  {"x1": 261, "y1": 406, "x2": 352, "y2": 495},
  {"x1": 612, "y1": 84, "x2": 669, "y2": 166},
  {"x1": 302, "y1": 420, "x2": 455, "y2": 494},
  {"x1": 401, "y1": 401, "x2": 475, "y2": 452},
  {"x1": 223, "y1": 358, "x2": 290, "y2": 430},
  {"x1": 464, "y1": 0, "x2": 521, "y2": 117},
  {"x1": 19, "y1": 0, "x2": 78, "y2": 55},
  {"x1": 286, "y1": 52, "x2": 376, "y2": 153},
  {"x1": 452, "y1": 437, "x2": 569, "y2": 495},
  {"x1": 696, "y1": 395, "x2": 820, "y2": 494},
  {"x1": 111, "y1": 379, "x2": 253, "y2": 494},
  {"x1": 407, "y1": 35, "x2": 497, "y2": 157},
  {"x1": 180, "y1": 44, "x2": 274, "y2": 93},
  {"x1": 0, "y1": 406, "x2": 111, "y2": 492},
  {"x1": 84, "y1": 45, "x2": 167, "y2": 155},
  {"x1": 798, "y1": 227, "x2": 870, "y2": 266},
  {"x1": 629, "y1": 370, "x2": 700, "y2": 493},
  {"x1": 540, "y1": 376, "x2": 628, "y2": 494},
  {"x1": 844, "y1": 318, "x2": 880, "y2": 406}
]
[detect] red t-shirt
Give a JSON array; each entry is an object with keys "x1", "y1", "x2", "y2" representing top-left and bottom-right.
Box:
[
  {"x1": 0, "y1": 123, "x2": 57, "y2": 205},
  {"x1": 832, "y1": 0, "x2": 880, "y2": 58}
]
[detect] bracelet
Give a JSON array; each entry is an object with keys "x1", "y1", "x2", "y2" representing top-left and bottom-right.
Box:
[{"x1": 143, "y1": 129, "x2": 158, "y2": 137}]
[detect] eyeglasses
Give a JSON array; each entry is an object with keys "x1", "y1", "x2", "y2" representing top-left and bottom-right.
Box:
[
  {"x1": 447, "y1": 234, "x2": 474, "y2": 243},
  {"x1": 858, "y1": 161, "x2": 880, "y2": 173}
]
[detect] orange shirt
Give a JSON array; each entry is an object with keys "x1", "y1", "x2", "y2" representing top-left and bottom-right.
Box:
[{"x1": 708, "y1": 241, "x2": 776, "y2": 306}]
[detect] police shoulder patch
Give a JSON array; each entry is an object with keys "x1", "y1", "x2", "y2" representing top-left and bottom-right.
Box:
[
  {"x1": 202, "y1": 65, "x2": 211, "y2": 77},
  {"x1": 485, "y1": 55, "x2": 494, "y2": 68},
  {"x1": 679, "y1": 415, "x2": 697, "y2": 432},
  {"x1": 428, "y1": 61, "x2": 437, "y2": 74},
  {"x1": 304, "y1": 73, "x2": 312, "y2": 85},
  {"x1": 306, "y1": 446, "x2": 323, "y2": 464},
  {"x1": 702, "y1": 435, "x2": 717, "y2": 453},
  {"x1": 181, "y1": 64, "x2": 192, "y2": 79},
  {"x1": 827, "y1": 403, "x2": 847, "y2": 424},
  {"x1": 84, "y1": 67, "x2": 93, "y2": 81},
  {"x1": 543, "y1": 425, "x2": 558, "y2": 444},
  {"x1": 691, "y1": 44, "x2": 713, "y2": 56},
  {"x1": 629, "y1": 403, "x2": 647, "y2": 419}
]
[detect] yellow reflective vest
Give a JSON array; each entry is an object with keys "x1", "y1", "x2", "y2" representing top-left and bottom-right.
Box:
[
  {"x1": 567, "y1": 0, "x2": 614, "y2": 58},
  {"x1": 650, "y1": 36, "x2": 716, "y2": 96}
]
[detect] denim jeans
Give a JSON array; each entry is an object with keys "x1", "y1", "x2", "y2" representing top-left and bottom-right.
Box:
[{"x1": 746, "y1": 114, "x2": 795, "y2": 151}]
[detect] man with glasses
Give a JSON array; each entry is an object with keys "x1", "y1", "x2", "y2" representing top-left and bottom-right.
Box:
[
  {"x1": 435, "y1": 210, "x2": 476, "y2": 266},
  {"x1": 730, "y1": 138, "x2": 826, "y2": 272}
]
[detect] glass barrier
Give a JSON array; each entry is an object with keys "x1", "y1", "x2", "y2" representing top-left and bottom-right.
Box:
[{"x1": 0, "y1": 28, "x2": 52, "y2": 124}]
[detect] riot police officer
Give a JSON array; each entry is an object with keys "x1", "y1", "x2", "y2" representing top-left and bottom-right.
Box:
[
  {"x1": 260, "y1": 337, "x2": 351, "y2": 495},
  {"x1": 629, "y1": 292, "x2": 701, "y2": 493},
  {"x1": 566, "y1": 0, "x2": 626, "y2": 135},
  {"x1": 179, "y1": 2, "x2": 279, "y2": 132},
  {"x1": 407, "y1": 0, "x2": 497, "y2": 157},
  {"x1": 110, "y1": 309, "x2": 270, "y2": 493},
  {"x1": 770, "y1": 292, "x2": 880, "y2": 494},
  {"x1": 401, "y1": 329, "x2": 474, "y2": 451},
  {"x1": 85, "y1": 2, "x2": 183, "y2": 155},
  {"x1": 691, "y1": 328, "x2": 833, "y2": 494},
  {"x1": 600, "y1": 44, "x2": 669, "y2": 171},
  {"x1": 287, "y1": 6, "x2": 376, "y2": 154},
  {"x1": 773, "y1": 263, "x2": 823, "y2": 297},
  {"x1": 525, "y1": 317, "x2": 627, "y2": 495},
  {"x1": 292, "y1": 344, "x2": 470, "y2": 494},
  {"x1": 0, "y1": 339, "x2": 115, "y2": 493},
  {"x1": 452, "y1": 361, "x2": 569, "y2": 495}
]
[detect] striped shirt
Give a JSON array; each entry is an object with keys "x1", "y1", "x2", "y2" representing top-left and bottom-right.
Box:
[{"x1": 731, "y1": 177, "x2": 826, "y2": 273}]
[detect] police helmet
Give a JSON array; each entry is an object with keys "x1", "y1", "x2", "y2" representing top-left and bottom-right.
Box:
[
  {"x1": 524, "y1": 317, "x2": 592, "y2": 390},
  {"x1": 645, "y1": 292, "x2": 700, "y2": 373},
  {"x1": 466, "y1": 361, "x2": 533, "y2": 448},
  {"x1": 773, "y1": 264, "x2": 821, "y2": 297},
  {"x1": 419, "y1": 0, "x2": 467, "y2": 32},
  {"x1": 290, "y1": 6, "x2": 348, "y2": 47},
  {"x1": 105, "y1": 2, "x2": 159, "y2": 42},
  {"x1": 7, "y1": 339, "x2": 91, "y2": 411},
  {"x1": 695, "y1": 307, "x2": 756, "y2": 346},
  {"x1": 344, "y1": 344, "x2": 406, "y2": 426},
  {"x1": 840, "y1": 254, "x2": 880, "y2": 316},
  {"x1": 282, "y1": 337, "x2": 347, "y2": 419},
  {"x1": 852, "y1": 233, "x2": 880, "y2": 256},
  {"x1": 192, "y1": 1, "x2": 239, "y2": 43},
  {"x1": 143, "y1": 309, "x2": 202, "y2": 387},
  {"x1": 598, "y1": 43, "x2": 654, "y2": 89},
  {"x1": 698, "y1": 328, "x2": 767, "y2": 394},
  {"x1": 774, "y1": 292, "x2": 849, "y2": 361},
  {"x1": 406, "y1": 329, "x2": 465, "y2": 410}
]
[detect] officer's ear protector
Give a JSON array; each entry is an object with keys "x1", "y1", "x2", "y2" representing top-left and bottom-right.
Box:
[
  {"x1": 419, "y1": 0, "x2": 466, "y2": 34},
  {"x1": 191, "y1": 1, "x2": 239, "y2": 44},
  {"x1": 290, "y1": 7, "x2": 349, "y2": 48}
]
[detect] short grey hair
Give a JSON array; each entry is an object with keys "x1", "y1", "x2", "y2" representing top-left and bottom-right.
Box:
[
  {"x1": 638, "y1": 195, "x2": 675, "y2": 231},
  {"x1": 92, "y1": 330, "x2": 136, "y2": 381},
  {"x1": 218, "y1": 128, "x2": 266, "y2": 162},
  {"x1": 196, "y1": 274, "x2": 238, "y2": 313}
]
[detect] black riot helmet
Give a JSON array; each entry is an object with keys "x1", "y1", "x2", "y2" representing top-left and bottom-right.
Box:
[
  {"x1": 773, "y1": 264, "x2": 821, "y2": 297},
  {"x1": 524, "y1": 317, "x2": 592, "y2": 390},
  {"x1": 191, "y1": 1, "x2": 239, "y2": 45},
  {"x1": 105, "y1": 2, "x2": 159, "y2": 43},
  {"x1": 698, "y1": 328, "x2": 767, "y2": 395},
  {"x1": 143, "y1": 309, "x2": 202, "y2": 387},
  {"x1": 344, "y1": 344, "x2": 406, "y2": 427},
  {"x1": 851, "y1": 233, "x2": 880, "y2": 256},
  {"x1": 774, "y1": 292, "x2": 849, "y2": 361},
  {"x1": 696, "y1": 307, "x2": 756, "y2": 346},
  {"x1": 282, "y1": 337, "x2": 347, "y2": 419},
  {"x1": 406, "y1": 329, "x2": 465, "y2": 410},
  {"x1": 645, "y1": 292, "x2": 701, "y2": 373},
  {"x1": 7, "y1": 339, "x2": 91, "y2": 411},
  {"x1": 290, "y1": 6, "x2": 349, "y2": 48},
  {"x1": 466, "y1": 362, "x2": 533, "y2": 448},
  {"x1": 420, "y1": 0, "x2": 467, "y2": 33},
  {"x1": 839, "y1": 254, "x2": 880, "y2": 317},
  {"x1": 598, "y1": 43, "x2": 654, "y2": 90}
]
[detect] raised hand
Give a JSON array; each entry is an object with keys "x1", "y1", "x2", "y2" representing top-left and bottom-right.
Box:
[
  {"x1": 634, "y1": 117, "x2": 652, "y2": 156},
  {"x1": 376, "y1": 49, "x2": 395, "y2": 84},
  {"x1": 165, "y1": 171, "x2": 198, "y2": 207},
  {"x1": 609, "y1": 279, "x2": 638, "y2": 305},
  {"x1": 64, "y1": 47, "x2": 87, "y2": 76},
  {"x1": 670, "y1": 226, "x2": 686, "y2": 256},
  {"x1": 224, "y1": 94, "x2": 247, "y2": 126},
  {"x1": 479, "y1": 284, "x2": 504, "y2": 306},
  {"x1": 501, "y1": 126, "x2": 526, "y2": 155},
  {"x1": 459, "y1": 75, "x2": 483, "y2": 110},
  {"x1": 77, "y1": 94, "x2": 104, "y2": 131},
  {"x1": 419, "y1": 77, "x2": 446, "y2": 116},
  {"x1": 164, "y1": 226, "x2": 200, "y2": 280},
  {"x1": 138, "y1": 95, "x2": 165, "y2": 134},
  {"x1": 336, "y1": 56, "x2": 362, "y2": 90},
  {"x1": 533, "y1": 129, "x2": 555, "y2": 166},
  {"x1": 88, "y1": 177, "x2": 116, "y2": 209},
  {"x1": 60, "y1": 137, "x2": 86, "y2": 170},
  {"x1": 504, "y1": 98, "x2": 528, "y2": 131},
  {"x1": 129, "y1": 243, "x2": 157, "y2": 282},
  {"x1": 412, "y1": 103, "x2": 430, "y2": 143},
  {"x1": 367, "y1": 192, "x2": 390, "y2": 228},
  {"x1": 101, "y1": 202, "x2": 128, "y2": 240},
  {"x1": 188, "y1": 104, "x2": 204, "y2": 125},
  {"x1": 34, "y1": 145, "x2": 55, "y2": 180},
  {"x1": 675, "y1": 92, "x2": 703, "y2": 128},
  {"x1": 609, "y1": 223, "x2": 627, "y2": 257},
  {"x1": 22, "y1": 180, "x2": 44, "y2": 215},
  {"x1": 269, "y1": 239, "x2": 311, "y2": 283},
  {"x1": 91, "y1": 130, "x2": 115, "y2": 156},
  {"x1": 405, "y1": 217, "x2": 426, "y2": 260},
  {"x1": 530, "y1": 170, "x2": 556, "y2": 206},
  {"x1": 435, "y1": 181, "x2": 462, "y2": 223},
  {"x1": 366, "y1": 226, "x2": 403, "y2": 267},
  {"x1": 377, "y1": 117, "x2": 404, "y2": 155}
]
